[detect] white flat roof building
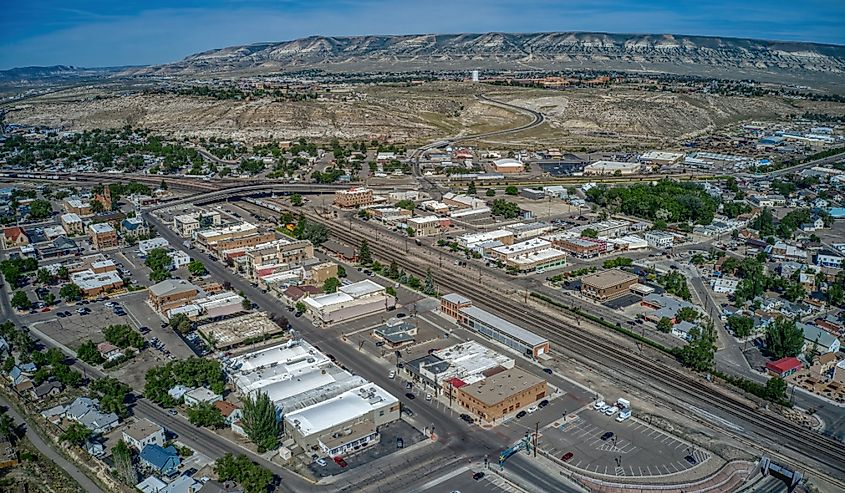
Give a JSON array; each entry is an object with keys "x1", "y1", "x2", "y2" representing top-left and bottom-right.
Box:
[
  {"x1": 639, "y1": 151, "x2": 684, "y2": 164},
  {"x1": 70, "y1": 269, "x2": 122, "y2": 293},
  {"x1": 458, "y1": 230, "x2": 514, "y2": 249},
  {"x1": 89, "y1": 223, "x2": 114, "y2": 234},
  {"x1": 284, "y1": 383, "x2": 398, "y2": 438},
  {"x1": 427, "y1": 341, "x2": 514, "y2": 387},
  {"x1": 138, "y1": 237, "x2": 170, "y2": 255},
  {"x1": 584, "y1": 161, "x2": 642, "y2": 175}
]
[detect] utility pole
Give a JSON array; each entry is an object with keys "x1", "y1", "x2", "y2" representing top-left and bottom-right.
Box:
[{"x1": 534, "y1": 421, "x2": 539, "y2": 457}]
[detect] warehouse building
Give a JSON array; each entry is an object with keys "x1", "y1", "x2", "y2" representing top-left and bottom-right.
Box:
[
  {"x1": 303, "y1": 279, "x2": 396, "y2": 325},
  {"x1": 583, "y1": 161, "x2": 642, "y2": 175},
  {"x1": 580, "y1": 269, "x2": 639, "y2": 301},
  {"x1": 440, "y1": 294, "x2": 550, "y2": 357},
  {"x1": 491, "y1": 158, "x2": 525, "y2": 173},
  {"x1": 456, "y1": 367, "x2": 547, "y2": 422}
]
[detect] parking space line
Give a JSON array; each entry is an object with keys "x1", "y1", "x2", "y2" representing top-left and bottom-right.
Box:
[
  {"x1": 574, "y1": 460, "x2": 582, "y2": 468},
  {"x1": 638, "y1": 466, "x2": 643, "y2": 476},
  {"x1": 675, "y1": 442, "x2": 685, "y2": 450},
  {"x1": 646, "y1": 466, "x2": 653, "y2": 475}
]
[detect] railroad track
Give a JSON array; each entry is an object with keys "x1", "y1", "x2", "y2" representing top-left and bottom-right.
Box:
[{"x1": 249, "y1": 201, "x2": 845, "y2": 483}]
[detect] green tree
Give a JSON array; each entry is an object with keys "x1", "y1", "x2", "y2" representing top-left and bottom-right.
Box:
[
  {"x1": 187, "y1": 260, "x2": 207, "y2": 277},
  {"x1": 467, "y1": 181, "x2": 477, "y2": 195},
  {"x1": 485, "y1": 188, "x2": 496, "y2": 197},
  {"x1": 56, "y1": 265, "x2": 69, "y2": 281},
  {"x1": 36, "y1": 268, "x2": 53, "y2": 285},
  {"x1": 359, "y1": 240, "x2": 372, "y2": 265},
  {"x1": 187, "y1": 402, "x2": 225, "y2": 428},
  {"x1": 490, "y1": 199, "x2": 520, "y2": 219},
  {"x1": 103, "y1": 324, "x2": 145, "y2": 350},
  {"x1": 505, "y1": 185, "x2": 518, "y2": 196},
  {"x1": 295, "y1": 302, "x2": 306, "y2": 314},
  {"x1": 677, "y1": 323, "x2": 717, "y2": 371},
  {"x1": 764, "y1": 377, "x2": 788, "y2": 403},
  {"x1": 387, "y1": 260, "x2": 400, "y2": 279},
  {"x1": 656, "y1": 317, "x2": 673, "y2": 333},
  {"x1": 395, "y1": 200, "x2": 415, "y2": 211},
  {"x1": 784, "y1": 282, "x2": 806, "y2": 302},
  {"x1": 423, "y1": 268, "x2": 437, "y2": 296},
  {"x1": 336, "y1": 265, "x2": 346, "y2": 278},
  {"x1": 406, "y1": 227, "x2": 415, "y2": 237},
  {"x1": 43, "y1": 292, "x2": 56, "y2": 305},
  {"x1": 144, "y1": 248, "x2": 172, "y2": 282},
  {"x1": 76, "y1": 340, "x2": 105, "y2": 365},
  {"x1": 323, "y1": 277, "x2": 340, "y2": 293},
  {"x1": 59, "y1": 283, "x2": 83, "y2": 301},
  {"x1": 90, "y1": 377, "x2": 131, "y2": 417},
  {"x1": 0, "y1": 412, "x2": 18, "y2": 445},
  {"x1": 765, "y1": 317, "x2": 804, "y2": 359},
  {"x1": 581, "y1": 228, "x2": 598, "y2": 239},
  {"x1": 168, "y1": 313, "x2": 192, "y2": 334},
  {"x1": 28, "y1": 199, "x2": 53, "y2": 219},
  {"x1": 214, "y1": 454, "x2": 274, "y2": 493},
  {"x1": 11, "y1": 291, "x2": 31, "y2": 310},
  {"x1": 90, "y1": 199, "x2": 105, "y2": 214},
  {"x1": 242, "y1": 297, "x2": 252, "y2": 311},
  {"x1": 60, "y1": 423, "x2": 92, "y2": 447},
  {"x1": 727, "y1": 315, "x2": 754, "y2": 338},
  {"x1": 290, "y1": 194, "x2": 303, "y2": 206},
  {"x1": 676, "y1": 306, "x2": 699, "y2": 323},
  {"x1": 112, "y1": 440, "x2": 137, "y2": 484},
  {"x1": 829, "y1": 283, "x2": 844, "y2": 306},
  {"x1": 241, "y1": 392, "x2": 279, "y2": 452}
]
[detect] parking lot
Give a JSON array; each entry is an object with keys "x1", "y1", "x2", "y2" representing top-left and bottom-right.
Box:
[{"x1": 541, "y1": 408, "x2": 709, "y2": 477}]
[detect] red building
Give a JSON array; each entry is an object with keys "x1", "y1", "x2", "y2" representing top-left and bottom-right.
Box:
[{"x1": 765, "y1": 357, "x2": 802, "y2": 378}]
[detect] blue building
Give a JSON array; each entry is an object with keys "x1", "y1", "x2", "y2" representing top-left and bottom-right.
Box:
[{"x1": 139, "y1": 444, "x2": 180, "y2": 476}]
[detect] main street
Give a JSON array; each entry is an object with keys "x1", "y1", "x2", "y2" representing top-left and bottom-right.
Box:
[{"x1": 145, "y1": 211, "x2": 582, "y2": 493}]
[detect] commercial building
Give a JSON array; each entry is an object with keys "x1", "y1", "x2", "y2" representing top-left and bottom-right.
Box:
[
  {"x1": 645, "y1": 231, "x2": 676, "y2": 249},
  {"x1": 88, "y1": 223, "x2": 118, "y2": 250},
  {"x1": 442, "y1": 295, "x2": 550, "y2": 358},
  {"x1": 61, "y1": 213, "x2": 84, "y2": 235},
  {"x1": 167, "y1": 291, "x2": 245, "y2": 320},
  {"x1": 491, "y1": 158, "x2": 525, "y2": 173},
  {"x1": 552, "y1": 237, "x2": 606, "y2": 258},
  {"x1": 580, "y1": 269, "x2": 639, "y2": 301},
  {"x1": 173, "y1": 214, "x2": 200, "y2": 238},
  {"x1": 405, "y1": 341, "x2": 515, "y2": 394},
  {"x1": 138, "y1": 237, "x2": 170, "y2": 256},
  {"x1": 583, "y1": 161, "x2": 642, "y2": 175},
  {"x1": 241, "y1": 237, "x2": 315, "y2": 280},
  {"x1": 456, "y1": 367, "x2": 547, "y2": 422},
  {"x1": 284, "y1": 383, "x2": 399, "y2": 458},
  {"x1": 407, "y1": 215, "x2": 444, "y2": 237},
  {"x1": 442, "y1": 192, "x2": 485, "y2": 210},
  {"x1": 641, "y1": 293, "x2": 696, "y2": 322},
  {"x1": 63, "y1": 198, "x2": 91, "y2": 216},
  {"x1": 148, "y1": 279, "x2": 200, "y2": 314},
  {"x1": 639, "y1": 151, "x2": 684, "y2": 165},
  {"x1": 457, "y1": 230, "x2": 514, "y2": 250},
  {"x1": 195, "y1": 222, "x2": 258, "y2": 250},
  {"x1": 197, "y1": 312, "x2": 284, "y2": 350},
  {"x1": 765, "y1": 357, "x2": 803, "y2": 378},
  {"x1": 372, "y1": 321, "x2": 418, "y2": 348},
  {"x1": 505, "y1": 222, "x2": 555, "y2": 240},
  {"x1": 303, "y1": 279, "x2": 396, "y2": 325},
  {"x1": 69, "y1": 269, "x2": 124, "y2": 297},
  {"x1": 440, "y1": 293, "x2": 473, "y2": 319},
  {"x1": 815, "y1": 250, "x2": 843, "y2": 269},
  {"x1": 215, "y1": 232, "x2": 277, "y2": 258},
  {"x1": 490, "y1": 238, "x2": 567, "y2": 273},
  {"x1": 334, "y1": 188, "x2": 374, "y2": 208}
]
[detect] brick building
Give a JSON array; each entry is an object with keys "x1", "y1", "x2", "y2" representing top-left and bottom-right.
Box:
[
  {"x1": 88, "y1": 223, "x2": 118, "y2": 250},
  {"x1": 580, "y1": 269, "x2": 638, "y2": 301},
  {"x1": 456, "y1": 367, "x2": 547, "y2": 422},
  {"x1": 334, "y1": 188, "x2": 374, "y2": 208}
]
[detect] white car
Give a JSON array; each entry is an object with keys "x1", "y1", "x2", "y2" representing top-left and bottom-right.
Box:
[
  {"x1": 426, "y1": 393, "x2": 432, "y2": 401},
  {"x1": 526, "y1": 406, "x2": 538, "y2": 414},
  {"x1": 388, "y1": 370, "x2": 395, "y2": 379},
  {"x1": 593, "y1": 400, "x2": 605, "y2": 410},
  {"x1": 615, "y1": 413, "x2": 631, "y2": 422},
  {"x1": 599, "y1": 404, "x2": 612, "y2": 413},
  {"x1": 316, "y1": 458, "x2": 327, "y2": 467},
  {"x1": 605, "y1": 406, "x2": 619, "y2": 416}
]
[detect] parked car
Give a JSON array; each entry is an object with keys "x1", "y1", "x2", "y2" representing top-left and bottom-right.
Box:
[
  {"x1": 405, "y1": 393, "x2": 415, "y2": 400},
  {"x1": 459, "y1": 414, "x2": 473, "y2": 423},
  {"x1": 388, "y1": 370, "x2": 395, "y2": 379},
  {"x1": 472, "y1": 472, "x2": 485, "y2": 481},
  {"x1": 515, "y1": 410, "x2": 527, "y2": 419},
  {"x1": 333, "y1": 457, "x2": 347, "y2": 468},
  {"x1": 593, "y1": 400, "x2": 605, "y2": 410},
  {"x1": 375, "y1": 341, "x2": 385, "y2": 347},
  {"x1": 56, "y1": 312, "x2": 67, "y2": 318},
  {"x1": 526, "y1": 406, "x2": 538, "y2": 414},
  {"x1": 402, "y1": 407, "x2": 414, "y2": 417},
  {"x1": 561, "y1": 452, "x2": 574, "y2": 462},
  {"x1": 538, "y1": 399, "x2": 549, "y2": 408},
  {"x1": 426, "y1": 393, "x2": 432, "y2": 401},
  {"x1": 315, "y1": 458, "x2": 327, "y2": 467},
  {"x1": 600, "y1": 432, "x2": 614, "y2": 441},
  {"x1": 604, "y1": 406, "x2": 619, "y2": 416},
  {"x1": 542, "y1": 368, "x2": 553, "y2": 375},
  {"x1": 396, "y1": 438, "x2": 404, "y2": 449},
  {"x1": 684, "y1": 455, "x2": 697, "y2": 465}
]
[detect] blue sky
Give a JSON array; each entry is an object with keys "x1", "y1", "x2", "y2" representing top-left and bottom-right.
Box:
[{"x1": 1, "y1": 0, "x2": 843, "y2": 69}]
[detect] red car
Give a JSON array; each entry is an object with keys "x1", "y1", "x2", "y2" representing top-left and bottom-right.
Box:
[
  {"x1": 41, "y1": 307, "x2": 51, "y2": 312},
  {"x1": 333, "y1": 456, "x2": 348, "y2": 468},
  {"x1": 561, "y1": 452, "x2": 574, "y2": 462}
]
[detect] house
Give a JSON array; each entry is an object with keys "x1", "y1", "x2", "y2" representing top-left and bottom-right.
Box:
[
  {"x1": 183, "y1": 387, "x2": 222, "y2": 406},
  {"x1": 815, "y1": 249, "x2": 843, "y2": 269},
  {"x1": 84, "y1": 439, "x2": 106, "y2": 458},
  {"x1": 168, "y1": 385, "x2": 191, "y2": 401},
  {"x1": 672, "y1": 320, "x2": 698, "y2": 341},
  {"x1": 122, "y1": 418, "x2": 166, "y2": 451},
  {"x1": 139, "y1": 444, "x2": 180, "y2": 476},
  {"x1": 641, "y1": 293, "x2": 696, "y2": 322},
  {"x1": 765, "y1": 357, "x2": 803, "y2": 378},
  {"x1": 809, "y1": 353, "x2": 838, "y2": 380},
  {"x1": 64, "y1": 397, "x2": 120, "y2": 433},
  {"x1": 2, "y1": 226, "x2": 29, "y2": 249},
  {"x1": 159, "y1": 475, "x2": 202, "y2": 493},
  {"x1": 0, "y1": 337, "x2": 8, "y2": 356},
  {"x1": 801, "y1": 217, "x2": 825, "y2": 232},
  {"x1": 121, "y1": 217, "x2": 149, "y2": 237},
  {"x1": 136, "y1": 476, "x2": 168, "y2": 493},
  {"x1": 798, "y1": 323, "x2": 841, "y2": 354},
  {"x1": 213, "y1": 401, "x2": 242, "y2": 426},
  {"x1": 30, "y1": 380, "x2": 63, "y2": 399},
  {"x1": 97, "y1": 342, "x2": 124, "y2": 362},
  {"x1": 645, "y1": 231, "x2": 675, "y2": 249}
]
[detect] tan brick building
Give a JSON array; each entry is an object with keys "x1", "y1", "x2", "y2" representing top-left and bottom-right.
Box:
[
  {"x1": 456, "y1": 367, "x2": 547, "y2": 422},
  {"x1": 580, "y1": 269, "x2": 638, "y2": 301},
  {"x1": 334, "y1": 188, "x2": 374, "y2": 208},
  {"x1": 440, "y1": 293, "x2": 473, "y2": 319},
  {"x1": 148, "y1": 279, "x2": 199, "y2": 314},
  {"x1": 88, "y1": 223, "x2": 118, "y2": 250}
]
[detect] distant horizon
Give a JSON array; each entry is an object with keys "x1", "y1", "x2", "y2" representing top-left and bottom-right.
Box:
[
  {"x1": 1, "y1": 0, "x2": 843, "y2": 70},
  {"x1": 2, "y1": 29, "x2": 844, "y2": 72}
]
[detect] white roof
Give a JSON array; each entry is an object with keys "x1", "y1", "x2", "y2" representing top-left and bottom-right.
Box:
[
  {"x1": 136, "y1": 476, "x2": 167, "y2": 493},
  {"x1": 459, "y1": 229, "x2": 513, "y2": 247},
  {"x1": 492, "y1": 238, "x2": 551, "y2": 255},
  {"x1": 407, "y1": 215, "x2": 441, "y2": 226},
  {"x1": 304, "y1": 291, "x2": 354, "y2": 309},
  {"x1": 70, "y1": 269, "x2": 121, "y2": 290},
  {"x1": 639, "y1": 151, "x2": 684, "y2": 161},
  {"x1": 493, "y1": 158, "x2": 523, "y2": 167},
  {"x1": 89, "y1": 223, "x2": 114, "y2": 234},
  {"x1": 285, "y1": 384, "x2": 397, "y2": 437},
  {"x1": 338, "y1": 279, "x2": 384, "y2": 298},
  {"x1": 508, "y1": 248, "x2": 566, "y2": 265},
  {"x1": 61, "y1": 213, "x2": 82, "y2": 223},
  {"x1": 229, "y1": 339, "x2": 329, "y2": 374},
  {"x1": 585, "y1": 160, "x2": 641, "y2": 170}
]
